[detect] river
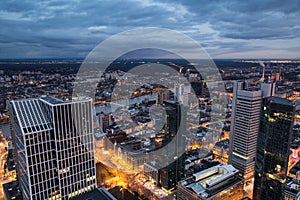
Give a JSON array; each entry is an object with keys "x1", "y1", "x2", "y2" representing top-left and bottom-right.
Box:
[{"x1": 0, "y1": 94, "x2": 158, "y2": 138}]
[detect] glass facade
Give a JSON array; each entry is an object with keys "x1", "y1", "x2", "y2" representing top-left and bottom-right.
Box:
[
  {"x1": 159, "y1": 100, "x2": 186, "y2": 190},
  {"x1": 10, "y1": 97, "x2": 96, "y2": 200},
  {"x1": 253, "y1": 97, "x2": 297, "y2": 200}
]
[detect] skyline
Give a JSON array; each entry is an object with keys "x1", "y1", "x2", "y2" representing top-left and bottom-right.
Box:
[
  {"x1": 0, "y1": 0, "x2": 300, "y2": 59},
  {"x1": 1, "y1": 57, "x2": 300, "y2": 199}
]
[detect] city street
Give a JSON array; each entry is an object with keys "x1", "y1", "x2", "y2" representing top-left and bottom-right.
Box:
[{"x1": 0, "y1": 132, "x2": 11, "y2": 200}]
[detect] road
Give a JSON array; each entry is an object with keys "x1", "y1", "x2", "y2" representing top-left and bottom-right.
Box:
[{"x1": 0, "y1": 134, "x2": 11, "y2": 200}]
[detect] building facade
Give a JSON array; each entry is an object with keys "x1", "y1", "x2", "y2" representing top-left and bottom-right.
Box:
[
  {"x1": 229, "y1": 81, "x2": 262, "y2": 181},
  {"x1": 159, "y1": 100, "x2": 186, "y2": 191},
  {"x1": 144, "y1": 160, "x2": 161, "y2": 186},
  {"x1": 253, "y1": 97, "x2": 298, "y2": 200},
  {"x1": 10, "y1": 96, "x2": 96, "y2": 200},
  {"x1": 98, "y1": 112, "x2": 113, "y2": 133}
]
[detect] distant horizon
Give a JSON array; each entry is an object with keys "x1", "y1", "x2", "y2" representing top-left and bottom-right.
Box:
[{"x1": 1, "y1": 57, "x2": 300, "y2": 61}]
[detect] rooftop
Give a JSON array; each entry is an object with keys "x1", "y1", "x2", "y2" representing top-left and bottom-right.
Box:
[
  {"x1": 186, "y1": 148, "x2": 213, "y2": 163},
  {"x1": 285, "y1": 176, "x2": 300, "y2": 197},
  {"x1": 179, "y1": 164, "x2": 242, "y2": 199},
  {"x1": 40, "y1": 96, "x2": 91, "y2": 106},
  {"x1": 11, "y1": 98, "x2": 52, "y2": 134},
  {"x1": 144, "y1": 160, "x2": 161, "y2": 170},
  {"x1": 289, "y1": 160, "x2": 300, "y2": 175},
  {"x1": 267, "y1": 96, "x2": 296, "y2": 106},
  {"x1": 10, "y1": 96, "x2": 92, "y2": 134},
  {"x1": 2, "y1": 180, "x2": 23, "y2": 200},
  {"x1": 70, "y1": 188, "x2": 116, "y2": 200},
  {"x1": 214, "y1": 139, "x2": 230, "y2": 149},
  {"x1": 40, "y1": 96, "x2": 64, "y2": 104}
]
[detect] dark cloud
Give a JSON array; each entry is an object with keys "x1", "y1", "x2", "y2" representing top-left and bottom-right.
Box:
[{"x1": 0, "y1": 0, "x2": 299, "y2": 58}]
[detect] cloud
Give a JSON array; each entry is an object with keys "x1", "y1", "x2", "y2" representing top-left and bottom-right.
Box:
[
  {"x1": 88, "y1": 26, "x2": 107, "y2": 31},
  {"x1": 0, "y1": 0, "x2": 299, "y2": 58}
]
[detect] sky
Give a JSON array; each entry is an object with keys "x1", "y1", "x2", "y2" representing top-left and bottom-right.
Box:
[{"x1": 0, "y1": 0, "x2": 300, "y2": 59}]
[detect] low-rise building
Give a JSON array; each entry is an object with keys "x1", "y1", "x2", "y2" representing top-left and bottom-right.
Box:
[
  {"x1": 144, "y1": 160, "x2": 161, "y2": 186},
  {"x1": 284, "y1": 177, "x2": 300, "y2": 200},
  {"x1": 177, "y1": 164, "x2": 243, "y2": 200},
  {"x1": 185, "y1": 148, "x2": 213, "y2": 170},
  {"x1": 2, "y1": 180, "x2": 23, "y2": 200}
]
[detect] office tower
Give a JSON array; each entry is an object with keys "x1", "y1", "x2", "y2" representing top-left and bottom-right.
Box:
[
  {"x1": 253, "y1": 97, "x2": 298, "y2": 200},
  {"x1": 157, "y1": 88, "x2": 171, "y2": 105},
  {"x1": 160, "y1": 156, "x2": 185, "y2": 191},
  {"x1": 261, "y1": 82, "x2": 275, "y2": 98},
  {"x1": 229, "y1": 81, "x2": 262, "y2": 181},
  {"x1": 162, "y1": 100, "x2": 182, "y2": 146},
  {"x1": 190, "y1": 81, "x2": 207, "y2": 97},
  {"x1": 159, "y1": 100, "x2": 186, "y2": 191},
  {"x1": 174, "y1": 84, "x2": 183, "y2": 103},
  {"x1": 177, "y1": 164, "x2": 244, "y2": 200},
  {"x1": 9, "y1": 96, "x2": 96, "y2": 200}
]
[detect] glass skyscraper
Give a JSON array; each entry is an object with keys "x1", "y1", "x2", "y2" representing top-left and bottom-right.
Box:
[
  {"x1": 159, "y1": 100, "x2": 186, "y2": 191},
  {"x1": 10, "y1": 96, "x2": 96, "y2": 200},
  {"x1": 253, "y1": 97, "x2": 298, "y2": 200}
]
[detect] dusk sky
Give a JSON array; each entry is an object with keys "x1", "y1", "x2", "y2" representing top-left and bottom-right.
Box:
[{"x1": 0, "y1": 0, "x2": 300, "y2": 59}]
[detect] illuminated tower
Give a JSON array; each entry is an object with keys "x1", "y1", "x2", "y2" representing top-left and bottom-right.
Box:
[
  {"x1": 10, "y1": 96, "x2": 96, "y2": 200},
  {"x1": 253, "y1": 97, "x2": 298, "y2": 200},
  {"x1": 229, "y1": 81, "x2": 262, "y2": 182}
]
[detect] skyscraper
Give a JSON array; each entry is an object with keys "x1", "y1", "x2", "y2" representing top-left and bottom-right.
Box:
[
  {"x1": 10, "y1": 96, "x2": 96, "y2": 200},
  {"x1": 229, "y1": 81, "x2": 262, "y2": 181},
  {"x1": 253, "y1": 97, "x2": 298, "y2": 200},
  {"x1": 159, "y1": 100, "x2": 186, "y2": 191}
]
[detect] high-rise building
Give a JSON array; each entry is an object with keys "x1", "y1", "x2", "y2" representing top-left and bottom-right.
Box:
[
  {"x1": 253, "y1": 97, "x2": 298, "y2": 200},
  {"x1": 229, "y1": 81, "x2": 262, "y2": 181},
  {"x1": 162, "y1": 100, "x2": 182, "y2": 146},
  {"x1": 9, "y1": 96, "x2": 96, "y2": 200},
  {"x1": 157, "y1": 88, "x2": 172, "y2": 105},
  {"x1": 158, "y1": 100, "x2": 186, "y2": 191}
]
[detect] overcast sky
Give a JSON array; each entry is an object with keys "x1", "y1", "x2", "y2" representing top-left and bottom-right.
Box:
[{"x1": 0, "y1": 0, "x2": 300, "y2": 59}]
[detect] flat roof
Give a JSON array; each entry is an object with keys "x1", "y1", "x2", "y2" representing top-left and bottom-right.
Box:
[
  {"x1": 144, "y1": 160, "x2": 161, "y2": 170},
  {"x1": 40, "y1": 96, "x2": 92, "y2": 106},
  {"x1": 267, "y1": 96, "x2": 296, "y2": 106},
  {"x1": 285, "y1": 177, "x2": 300, "y2": 197},
  {"x1": 179, "y1": 164, "x2": 242, "y2": 198},
  {"x1": 2, "y1": 180, "x2": 23, "y2": 200},
  {"x1": 40, "y1": 96, "x2": 64, "y2": 105},
  {"x1": 70, "y1": 188, "x2": 116, "y2": 200}
]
